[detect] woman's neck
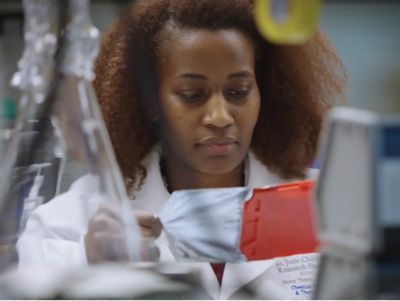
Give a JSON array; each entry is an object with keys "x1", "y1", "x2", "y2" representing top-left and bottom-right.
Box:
[{"x1": 161, "y1": 157, "x2": 245, "y2": 192}]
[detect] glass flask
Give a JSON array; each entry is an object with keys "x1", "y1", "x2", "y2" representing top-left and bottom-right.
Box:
[
  {"x1": 0, "y1": 0, "x2": 64, "y2": 271},
  {"x1": 50, "y1": 0, "x2": 142, "y2": 263},
  {"x1": 0, "y1": 0, "x2": 143, "y2": 270}
]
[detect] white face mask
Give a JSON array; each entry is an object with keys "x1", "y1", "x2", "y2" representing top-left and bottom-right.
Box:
[{"x1": 159, "y1": 187, "x2": 251, "y2": 262}]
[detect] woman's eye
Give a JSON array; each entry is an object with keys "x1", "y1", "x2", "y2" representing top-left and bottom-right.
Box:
[
  {"x1": 227, "y1": 88, "x2": 250, "y2": 99},
  {"x1": 179, "y1": 92, "x2": 205, "y2": 102}
]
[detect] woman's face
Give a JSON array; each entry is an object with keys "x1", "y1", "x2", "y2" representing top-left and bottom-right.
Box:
[{"x1": 157, "y1": 28, "x2": 260, "y2": 176}]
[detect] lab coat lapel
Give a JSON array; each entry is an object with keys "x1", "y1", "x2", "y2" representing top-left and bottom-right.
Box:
[
  {"x1": 131, "y1": 150, "x2": 170, "y2": 213},
  {"x1": 171, "y1": 260, "x2": 275, "y2": 300},
  {"x1": 197, "y1": 262, "x2": 221, "y2": 299},
  {"x1": 247, "y1": 152, "x2": 284, "y2": 188},
  {"x1": 220, "y1": 260, "x2": 275, "y2": 299}
]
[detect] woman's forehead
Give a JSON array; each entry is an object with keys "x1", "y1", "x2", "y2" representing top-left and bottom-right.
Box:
[{"x1": 157, "y1": 28, "x2": 255, "y2": 76}]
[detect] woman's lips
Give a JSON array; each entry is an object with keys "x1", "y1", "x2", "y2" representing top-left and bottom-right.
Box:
[{"x1": 197, "y1": 137, "x2": 238, "y2": 155}]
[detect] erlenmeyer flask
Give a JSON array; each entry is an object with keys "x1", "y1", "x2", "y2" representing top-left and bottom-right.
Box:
[
  {"x1": 48, "y1": 0, "x2": 143, "y2": 263},
  {"x1": 0, "y1": 0, "x2": 64, "y2": 271}
]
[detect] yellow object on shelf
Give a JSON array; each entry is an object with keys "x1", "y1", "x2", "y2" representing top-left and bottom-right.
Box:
[{"x1": 254, "y1": 0, "x2": 321, "y2": 45}]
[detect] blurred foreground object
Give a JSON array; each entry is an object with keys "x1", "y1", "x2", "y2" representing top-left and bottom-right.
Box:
[
  {"x1": 1, "y1": 0, "x2": 143, "y2": 272},
  {"x1": 0, "y1": 20, "x2": 19, "y2": 162},
  {"x1": 48, "y1": 0, "x2": 143, "y2": 263},
  {"x1": 314, "y1": 107, "x2": 400, "y2": 299},
  {"x1": 0, "y1": 263, "x2": 207, "y2": 299},
  {"x1": 0, "y1": 0, "x2": 63, "y2": 271},
  {"x1": 160, "y1": 180, "x2": 318, "y2": 262},
  {"x1": 254, "y1": 0, "x2": 321, "y2": 44}
]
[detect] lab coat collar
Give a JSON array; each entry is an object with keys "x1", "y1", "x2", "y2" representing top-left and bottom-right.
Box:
[
  {"x1": 196, "y1": 259, "x2": 274, "y2": 300},
  {"x1": 130, "y1": 149, "x2": 284, "y2": 210},
  {"x1": 221, "y1": 260, "x2": 274, "y2": 299}
]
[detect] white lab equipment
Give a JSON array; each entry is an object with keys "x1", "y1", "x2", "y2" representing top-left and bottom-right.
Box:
[{"x1": 313, "y1": 107, "x2": 400, "y2": 299}]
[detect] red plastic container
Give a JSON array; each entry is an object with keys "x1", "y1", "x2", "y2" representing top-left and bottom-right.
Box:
[{"x1": 240, "y1": 180, "x2": 319, "y2": 260}]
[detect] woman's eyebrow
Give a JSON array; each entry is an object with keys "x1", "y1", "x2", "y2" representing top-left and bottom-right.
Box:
[
  {"x1": 176, "y1": 71, "x2": 253, "y2": 80},
  {"x1": 177, "y1": 73, "x2": 207, "y2": 80},
  {"x1": 227, "y1": 71, "x2": 253, "y2": 80}
]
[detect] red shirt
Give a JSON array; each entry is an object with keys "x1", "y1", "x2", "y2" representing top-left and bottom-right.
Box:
[{"x1": 210, "y1": 263, "x2": 225, "y2": 285}]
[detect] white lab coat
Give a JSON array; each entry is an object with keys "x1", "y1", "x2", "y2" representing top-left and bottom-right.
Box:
[{"x1": 17, "y1": 149, "x2": 319, "y2": 299}]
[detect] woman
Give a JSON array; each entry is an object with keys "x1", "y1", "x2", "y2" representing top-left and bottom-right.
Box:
[{"x1": 17, "y1": 0, "x2": 346, "y2": 299}]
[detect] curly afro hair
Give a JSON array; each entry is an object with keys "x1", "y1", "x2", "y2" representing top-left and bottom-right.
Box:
[{"x1": 93, "y1": 0, "x2": 347, "y2": 192}]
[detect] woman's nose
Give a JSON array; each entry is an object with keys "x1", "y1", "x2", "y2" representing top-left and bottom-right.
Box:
[{"x1": 202, "y1": 95, "x2": 234, "y2": 128}]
